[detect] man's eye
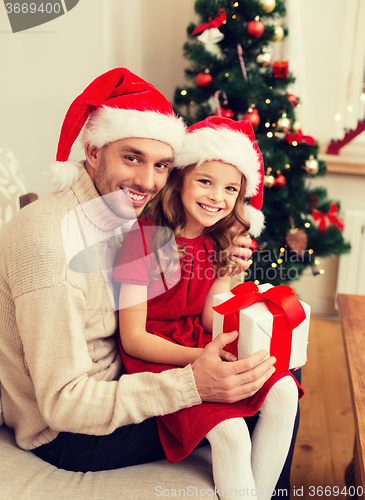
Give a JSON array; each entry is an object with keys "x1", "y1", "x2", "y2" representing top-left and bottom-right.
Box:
[
  {"x1": 125, "y1": 156, "x2": 139, "y2": 163},
  {"x1": 155, "y1": 163, "x2": 169, "y2": 169}
]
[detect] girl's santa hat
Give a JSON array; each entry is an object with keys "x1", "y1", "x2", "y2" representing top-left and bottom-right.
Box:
[
  {"x1": 47, "y1": 67, "x2": 186, "y2": 191},
  {"x1": 173, "y1": 116, "x2": 265, "y2": 237}
]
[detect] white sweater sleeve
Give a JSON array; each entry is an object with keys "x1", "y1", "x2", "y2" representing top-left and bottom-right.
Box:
[{"x1": 15, "y1": 281, "x2": 201, "y2": 437}]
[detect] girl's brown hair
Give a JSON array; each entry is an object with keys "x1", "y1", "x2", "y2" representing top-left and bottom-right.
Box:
[{"x1": 150, "y1": 164, "x2": 250, "y2": 278}]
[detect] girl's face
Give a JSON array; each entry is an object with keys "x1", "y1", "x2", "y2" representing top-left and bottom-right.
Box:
[{"x1": 180, "y1": 160, "x2": 242, "y2": 239}]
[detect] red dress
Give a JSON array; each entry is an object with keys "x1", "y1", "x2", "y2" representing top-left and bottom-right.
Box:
[{"x1": 112, "y1": 215, "x2": 303, "y2": 463}]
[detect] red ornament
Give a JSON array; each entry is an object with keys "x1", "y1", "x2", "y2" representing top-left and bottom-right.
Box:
[
  {"x1": 215, "y1": 107, "x2": 234, "y2": 118},
  {"x1": 247, "y1": 20, "x2": 265, "y2": 38},
  {"x1": 242, "y1": 108, "x2": 260, "y2": 128},
  {"x1": 273, "y1": 60, "x2": 289, "y2": 78},
  {"x1": 287, "y1": 94, "x2": 299, "y2": 107},
  {"x1": 196, "y1": 72, "x2": 213, "y2": 87},
  {"x1": 249, "y1": 238, "x2": 258, "y2": 251},
  {"x1": 275, "y1": 174, "x2": 286, "y2": 188}
]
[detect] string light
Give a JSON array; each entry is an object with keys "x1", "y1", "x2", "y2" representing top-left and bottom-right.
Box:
[
  {"x1": 285, "y1": 164, "x2": 290, "y2": 169},
  {"x1": 265, "y1": 122, "x2": 270, "y2": 128},
  {"x1": 233, "y1": 1, "x2": 239, "y2": 6},
  {"x1": 265, "y1": 99, "x2": 271, "y2": 104},
  {"x1": 232, "y1": 14, "x2": 237, "y2": 19},
  {"x1": 254, "y1": 280, "x2": 260, "y2": 285},
  {"x1": 225, "y1": 73, "x2": 230, "y2": 78},
  {"x1": 271, "y1": 263, "x2": 277, "y2": 268},
  {"x1": 181, "y1": 90, "x2": 187, "y2": 96},
  {"x1": 267, "y1": 131, "x2": 273, "y2": 138},
  {"x1": 304, "y1": 222, "x2": 310, "y2": 228},
  {"x1": 292, "y1": 141, "x2": 298, "y2": 146}
]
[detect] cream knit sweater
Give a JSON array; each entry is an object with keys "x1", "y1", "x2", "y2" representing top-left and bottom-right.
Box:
[{"x1": 0, "y1": 167, "x2": 201, "y2": 450}]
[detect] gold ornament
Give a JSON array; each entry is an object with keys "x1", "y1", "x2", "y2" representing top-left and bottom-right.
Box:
[
  {"x1": 291, "y1": 120, "x2": 302, "y2": 133},
  {"x1": 304, "y1": 155, "x2": 319, "y2": 175},
  {"x1": 256, "y1": 52, "x2": 272, "y2": 66},
  {"x1": 259, "y1": 0, "x2": 276, "y2": 13},
  {"x1": 264, "y1": 175, "x2": 275, "y2": 188},
  {"x1": 272, "y1": 25, "x2": 284, "y2": 41}
]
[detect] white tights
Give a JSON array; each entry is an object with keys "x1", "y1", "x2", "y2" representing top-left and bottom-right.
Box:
[{"x1": 205, "y1": 376, "x2": 298, "y2": 500}]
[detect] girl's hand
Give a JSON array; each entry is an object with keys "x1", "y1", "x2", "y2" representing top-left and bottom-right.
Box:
[
  {"x1": 230, "y1": 227, "x2": 252, "y2": 272},
  {"x1": 219, "y1": 349, "x2": 237, "y2": 362}
]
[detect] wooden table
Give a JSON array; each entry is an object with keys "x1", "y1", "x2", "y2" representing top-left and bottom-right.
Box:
[{"x1": 338, "y1": 294, "x2": 365, "y2": 499}]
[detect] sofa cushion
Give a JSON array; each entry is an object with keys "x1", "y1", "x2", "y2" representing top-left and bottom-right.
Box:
[
  {"x1": 0, "y1": 425, "x2": 217, "y2": 500},
  {"x1": 0, "y1": 149, "x2": 27, "y2": 230}
]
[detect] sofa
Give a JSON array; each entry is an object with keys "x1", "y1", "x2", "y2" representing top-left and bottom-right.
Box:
[{"x1": 0, "y1": 414, "x2": 216, "y2": 500}]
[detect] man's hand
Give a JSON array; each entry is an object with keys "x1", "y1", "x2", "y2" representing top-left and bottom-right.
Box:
[
  {"x1": 230, "y1": 228, "x2": 252, "y2": 272},
  {"x1": 192, "y1": 331, "x2": 276, "y2": 403}
]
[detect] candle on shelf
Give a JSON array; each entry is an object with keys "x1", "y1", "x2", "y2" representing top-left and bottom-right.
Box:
[
  {"x1": 334, "y1": 114, "x2": 342, "y2": 140},
  {"x1": 346, "y1": 105, "x2": 353, "y2": 130},
  {"x1": 360, "y1": 93, "x2": 365, "y2": 121}
]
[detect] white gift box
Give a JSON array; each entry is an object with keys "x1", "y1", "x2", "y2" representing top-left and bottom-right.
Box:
[{"x1": 213, "y1": 283, "x2": 310, "y2": 370}]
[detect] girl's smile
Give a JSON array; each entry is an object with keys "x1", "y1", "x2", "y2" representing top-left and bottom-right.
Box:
[{"x1": 180, "y1": 160, "x2": 242, "y2": 239}]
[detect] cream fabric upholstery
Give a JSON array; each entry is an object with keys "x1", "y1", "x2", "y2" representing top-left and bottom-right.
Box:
[
  {"x1": 0, "y1": 425, "x2": 216, "y2": 500},
  {"x1": 0, "y1": 149, "x2": 27, "y2": 230}
]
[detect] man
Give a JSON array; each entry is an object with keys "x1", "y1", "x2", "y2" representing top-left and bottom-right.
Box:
[{"x1": 0, "y1": 68, "x2": 276, "y2": 472}]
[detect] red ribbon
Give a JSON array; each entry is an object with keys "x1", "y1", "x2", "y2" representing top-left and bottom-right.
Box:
[
  {"x1": 213, "y1": 282, "x2": 306, "y2": 372},
  {"x1": 312, "y1": 202, "x2": 344, "y2": 231},
  {"x1": 192, "y1": 9, "x2": 227, "y2": 35},
  {"x1": 285, "y1": 130, "x2": 316, "y2": 146}
]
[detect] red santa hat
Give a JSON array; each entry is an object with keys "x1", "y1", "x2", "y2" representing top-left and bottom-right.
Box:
[
  {"x1": 47, "y1": 67, "x2": 186, "y2": 191},
  {"x1": 173, "y1": 116, "x2": 265, "y2": 236}
]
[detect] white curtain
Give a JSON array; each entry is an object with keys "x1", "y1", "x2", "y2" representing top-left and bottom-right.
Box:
[{"x1": 334, "y1": 0, "x2": 365, "y2": 138}]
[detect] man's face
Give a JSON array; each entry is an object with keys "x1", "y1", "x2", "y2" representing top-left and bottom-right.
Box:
[{"x1": 86, "y1": 137, "x2": 173, "y2": 218}]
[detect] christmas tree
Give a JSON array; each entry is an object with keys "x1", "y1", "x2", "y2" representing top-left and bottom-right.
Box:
[{"x1": 173, "y1": 0, "x2": 350, "y2": 286}]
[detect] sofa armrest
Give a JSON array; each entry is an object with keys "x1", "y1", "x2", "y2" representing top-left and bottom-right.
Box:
[{"x1": 19, "y1": 193, "x2": 38, "y2": 209}]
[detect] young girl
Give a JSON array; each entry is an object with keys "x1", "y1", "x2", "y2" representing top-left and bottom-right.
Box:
[{"x1": 112, "y1": 117, "x2": 303, "y2": 500}]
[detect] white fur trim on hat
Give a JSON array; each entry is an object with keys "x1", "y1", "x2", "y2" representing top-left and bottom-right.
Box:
[
  {"x1": 45, "y1": 160, "x2": 84, "y2": 192},
  {"x1": 172, "y1": 127, "x2": 261, "y2": 198},
  {"x1": 81, "y1": 106, "x2": 186, "y2": 154},
  {"x1": 244, "y1": 203, "x2": 265, "y2": 237}
]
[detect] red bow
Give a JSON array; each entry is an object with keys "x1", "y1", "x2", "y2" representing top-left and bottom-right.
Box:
[
  {"x1": 312, "y1": 202, "x2": 344, "y2": 231},
  {"x1": 192, "y1": 9, "x2": 227, "y2": 35},
  {"x1": 213, "y1": 282, "x2": 305, "y2": 372},
  {"x1": 285, "y1": 130, "x2": 316, "y2": 146}
]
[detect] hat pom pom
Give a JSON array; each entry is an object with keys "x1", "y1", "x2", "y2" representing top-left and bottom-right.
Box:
[
  {"x1": 245, "y1": 204, "x2": 265, "y2": 237},
  {"x1": 45, "y1": 160, "x2": 83, "y2": 192}
]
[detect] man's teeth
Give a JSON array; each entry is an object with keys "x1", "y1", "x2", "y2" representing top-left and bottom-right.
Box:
[
  {"x1": 127, "y1": 190, "x2": 145, "y2": 201},
  {"x1": 200, "y1": 204, "x2": 220, "y2": 213}
]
